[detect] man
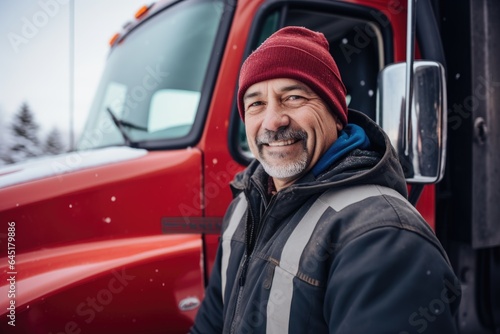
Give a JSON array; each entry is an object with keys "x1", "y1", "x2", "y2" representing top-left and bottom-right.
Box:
[{"x1": 191, "y1": 26, "x2": 460, "y2": 333}]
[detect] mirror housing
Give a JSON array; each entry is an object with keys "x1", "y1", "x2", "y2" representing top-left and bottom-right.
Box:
[{"x1": 377, "y1": 61, "x2": 447, "y2": 184}]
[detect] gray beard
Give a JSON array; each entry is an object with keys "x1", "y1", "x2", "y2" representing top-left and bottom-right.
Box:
[
  {"x1": 259, "y1": 150, "x2": 308, "y2": 179},
  {"x1": 256, "y1": 127, "x2": 309, "y2": 179}
]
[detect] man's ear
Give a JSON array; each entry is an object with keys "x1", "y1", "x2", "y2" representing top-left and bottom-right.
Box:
[
  {"x1": 329, "y1": 110, "x2": 343, "y2": 133},
  {"x1": 332, "y1": 113, "x2": 343, "y2": 132},
  {"x1": 336, "y1": 121, "x2": 343, "y2": 132}
]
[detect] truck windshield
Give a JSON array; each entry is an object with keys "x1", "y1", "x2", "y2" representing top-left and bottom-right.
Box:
[{"x1": 78, "y1": 0, "x2": 224, "y2": 150}]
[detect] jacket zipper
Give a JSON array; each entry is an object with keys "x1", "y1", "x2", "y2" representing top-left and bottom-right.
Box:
[
  {"x1": 230, "y1": 259, "x2": 247, "y2": 334},
  {"x1": 230, "y1": 248, "x2": 252, "y2": 331}
]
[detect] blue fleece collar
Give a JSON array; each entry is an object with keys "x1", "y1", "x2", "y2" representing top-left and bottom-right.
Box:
[{"x1": 312, "y1": 124, "x2": 371, "y2": 177}]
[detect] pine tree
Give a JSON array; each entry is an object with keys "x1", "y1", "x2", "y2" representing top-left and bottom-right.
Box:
[
  {"x1": 3, "y1": 103, "x2": 43, "y2": 164},
  {"x1": 44, "y1": 128, "x2": 66, "y2": 155}
]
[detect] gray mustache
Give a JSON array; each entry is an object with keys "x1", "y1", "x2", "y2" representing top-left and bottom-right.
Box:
[{"x1": 256, "y1": 128, "x2": 308, "y2": 145}]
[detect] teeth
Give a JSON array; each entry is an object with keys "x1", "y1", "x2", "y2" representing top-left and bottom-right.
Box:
[{"x1": 268, "y1": 139, "x2": 295, "y2": 147}]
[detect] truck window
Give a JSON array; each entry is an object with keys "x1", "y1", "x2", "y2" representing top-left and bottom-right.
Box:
[
  {"x1": 78, "y1": 0, "x2": 224, "y2": 150},
  {"x1": 232, "y1": 2, "x2": 391, "y2": 161}
]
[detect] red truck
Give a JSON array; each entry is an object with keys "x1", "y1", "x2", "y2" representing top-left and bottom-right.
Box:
[{"x1": 0, "y1": 0, "x2": 498, "y2": 333}]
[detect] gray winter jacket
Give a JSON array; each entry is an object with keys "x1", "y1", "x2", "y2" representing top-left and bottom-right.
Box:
[{"x1": 191, "y1": 110, "x2": 460, "y2": 333}]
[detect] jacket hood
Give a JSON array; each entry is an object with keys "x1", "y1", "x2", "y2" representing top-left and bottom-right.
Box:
[{"x1": 231, "y1": 109, "x2": 408, "y2": 200}]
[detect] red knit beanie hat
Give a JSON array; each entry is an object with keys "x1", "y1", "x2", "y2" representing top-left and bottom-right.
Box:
[{"x1": 238, "y1": 26, "x2": 348, "y2": 125}]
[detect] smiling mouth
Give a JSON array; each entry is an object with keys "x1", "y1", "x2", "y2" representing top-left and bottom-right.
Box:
[
  {"x1": 266, "y1": 139, "x2": 299, "y2": 147},
  {"x1": 257, "y1": 128, "x2": 308, "y2": 150}
]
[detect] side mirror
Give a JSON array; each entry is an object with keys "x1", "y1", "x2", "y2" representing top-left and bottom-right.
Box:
[{"x1": 377, "y1": 61, "x2": 447, "y2": 183}]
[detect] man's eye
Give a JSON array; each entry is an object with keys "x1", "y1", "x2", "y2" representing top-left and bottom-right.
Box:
[
  {"x1": 283, "y1": 95, "x2": 307, "y2": 107},
  {"x1": 246, "y1": 101, "x2": 264, "y2": 112}
]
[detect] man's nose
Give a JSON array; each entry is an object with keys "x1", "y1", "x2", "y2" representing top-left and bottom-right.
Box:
[{"x1": 262, "y1": 100, "x2": 290, "y2": 131}]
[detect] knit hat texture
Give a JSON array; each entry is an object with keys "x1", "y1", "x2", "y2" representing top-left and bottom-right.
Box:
[{"x1": 238, "y1": 26, "x2": 348, "y2": 125}]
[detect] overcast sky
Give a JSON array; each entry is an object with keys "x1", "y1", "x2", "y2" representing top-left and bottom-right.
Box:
[{"x1": 0, "y1": 0, "x2": 147, "y2": 148}]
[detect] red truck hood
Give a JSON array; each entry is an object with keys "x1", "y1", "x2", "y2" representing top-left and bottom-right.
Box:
[
  {"x1": 0, "y1": 146, "x2": 203, "y2": 252},
  {"x1": 0, "y1": 147, "x2": 147, "y2": 189}
]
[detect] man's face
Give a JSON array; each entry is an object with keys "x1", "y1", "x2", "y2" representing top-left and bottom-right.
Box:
[{"x1": 243, "y1": 78, "x2": 342, "y2": 189}]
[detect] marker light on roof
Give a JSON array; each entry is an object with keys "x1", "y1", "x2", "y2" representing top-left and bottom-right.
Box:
[
  {"x1": 109, "y1": 32, "x2": 120, "y2": 46},
  {"x1": 134, "y1": 5, "x2": 150, "y2": 19}
]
